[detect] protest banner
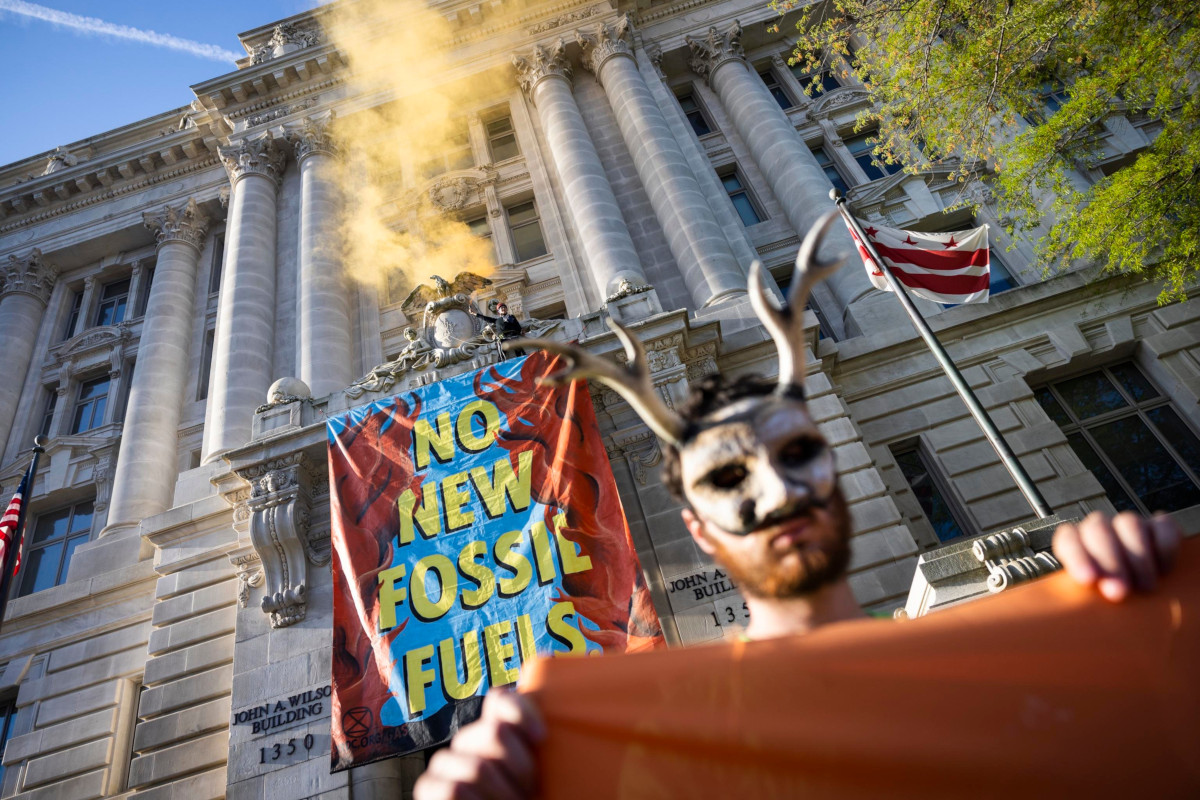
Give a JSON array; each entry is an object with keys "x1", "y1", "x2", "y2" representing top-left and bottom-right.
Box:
[{"x1": 327, "y1": 352, "x2": 663, "y2": 769}]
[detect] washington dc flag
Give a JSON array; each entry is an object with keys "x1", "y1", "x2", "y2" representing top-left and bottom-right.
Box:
[{"x1": 845, "y1": 219, "x2": 990, "y2": 304}]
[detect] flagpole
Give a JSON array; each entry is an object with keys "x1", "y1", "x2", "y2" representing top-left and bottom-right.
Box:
[
  {"x1": 0, "y1": 436, "x2": 47, "y2": 626},
  {"x1": 832, "y1": 192, "x2": 1053, "y2": 520}
]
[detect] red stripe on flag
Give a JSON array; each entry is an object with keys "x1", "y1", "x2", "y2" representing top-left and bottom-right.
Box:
[
  {"x1": 894, "y1": 270, "x2": 990, "y2": 295},
  {"x1": 871, "y1": 240, "x2": 989, "y2": 271}
]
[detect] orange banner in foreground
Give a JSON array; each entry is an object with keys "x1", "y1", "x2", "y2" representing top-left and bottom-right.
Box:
[{"x1": 523, "y1": 543, "x2": 1200, "y2": 799}]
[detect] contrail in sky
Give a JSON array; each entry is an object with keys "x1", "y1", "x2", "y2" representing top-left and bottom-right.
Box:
[{"x1": 0, "y1": 0, "x2": 242, "y2": 62}]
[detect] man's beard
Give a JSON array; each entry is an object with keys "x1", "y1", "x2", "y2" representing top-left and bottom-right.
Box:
[{"x1": 705, "y1": 489, "x2": 852, "y2": 600}]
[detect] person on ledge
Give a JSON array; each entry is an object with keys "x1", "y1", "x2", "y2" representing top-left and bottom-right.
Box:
[{"x1": 471, "y1": 301, "x2": 525, "y2": 358}]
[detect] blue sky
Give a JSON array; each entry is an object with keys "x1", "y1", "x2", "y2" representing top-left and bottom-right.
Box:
[{"x1": 0, "y1": 0, "x2": 323, "y2": 167}]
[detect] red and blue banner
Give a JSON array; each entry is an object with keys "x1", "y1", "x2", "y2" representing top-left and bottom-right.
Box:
[{"x1": 328, "y1": 352, "x2": 663, "y2": 769}]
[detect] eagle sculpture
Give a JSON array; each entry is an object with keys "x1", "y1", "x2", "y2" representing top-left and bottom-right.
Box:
[{"x1": 401, "y1": 272, "x2": 493, "y2": 321}]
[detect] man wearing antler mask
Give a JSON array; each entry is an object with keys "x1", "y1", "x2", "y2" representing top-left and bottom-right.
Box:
[{"x1": 414, "y1": 212, "x2": 1182, "y2": 800}]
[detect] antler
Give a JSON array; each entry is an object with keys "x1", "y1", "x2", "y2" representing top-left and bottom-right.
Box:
[
  {"x1": 748, "y1": 209, "x2": 847, "y2": 394},
  {"x1": 507, "y1": 318, "x2": 688, "y2": 447}
]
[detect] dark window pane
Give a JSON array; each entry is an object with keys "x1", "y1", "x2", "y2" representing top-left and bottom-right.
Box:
[
  {"x1": 1054, "y1": 371, "x2": 1127, "y2": 420},
  {"x1": 679, "y1": 94, "x2": 712, "y2": 137},
  {"x1": 1034, "y1": 387, "x2": 1072, "y2": 427},
  {"x1": 69, "y1": 501, "x2": 94, "y2": 534},
  {"x1": 893, "y1": 449, "x2": 965, "y2": 542},
  {"x1": 466, "y1": 218, "x2": 490, "y2": 238},
  {"x1": 1090, "y1": 416, "x2": 1200, "y2": 512},
  {"x1": 39, "y1": 390, "x2": 57, "y2": 438},
  {"x1": 1146, "y1": 407, "x2": 1200, "y2": 475},
  {"x1": 844, "y1": 133, "x2": 898, "y2": 181},
  {"x1": 1108, "y1": 363, "x2": 1158, "y2": 403},
  {"x1": 1066, "y1": 433, "x2": 1138, "y2": 512},
  {"x1": 63, "y1": 292, "x2": 83, "y2": 340},
  {"x1": 209, "y1": 234, "x2": 225, "y2": 295},
  {"x1": 19, "y1": 542, "x2": 62, "y2": 596},
  {"x1": 730, "y1": 193, "x2": 762, "y2": 226},
  {"x1": 810, "y1": 147, "x2": 848, "y2": 193},
  {"x1": 759, "y1": 71, "x2": 792, "y2": 110},
  {"x1": 511, "y1": 221, "x2": 548, "y2": 262},
  {"x1": 32, "y1": 508, "x2": 70, "y2": 544},
  {"x1": 989, "y1": 254, "x2": 1016, "y2": 294},
  {"x1": 95, "y1": 279, "x2": 131, "y2": 327},
  {"x1": 487, "y1": 117, "x2": 519, "y2": 162},
  {"x1": 62, "y1": 535, "x2": 87, "y2": 578}
]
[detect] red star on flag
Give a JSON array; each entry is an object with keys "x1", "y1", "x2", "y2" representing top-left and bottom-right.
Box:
[
  {"x1": 943, "y1": 236, "x2": 959, "y2": 249},
  {"x1": 903, "y1": 235, "x2": 917, "y2": 245},
  {"x1": 864, "y1": 226, "x2": 879, "y2": 238}
]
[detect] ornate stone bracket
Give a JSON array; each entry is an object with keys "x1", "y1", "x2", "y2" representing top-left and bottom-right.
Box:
[
  {"x1": 972, "y1": 526, "x2": 1062, "y2": 592},
  {"x1": 229, "y1": 547, "x2": 265, "y2": 609},
  {"x1": 239, "y1": 452, "x2": 317, "y2": 628}
]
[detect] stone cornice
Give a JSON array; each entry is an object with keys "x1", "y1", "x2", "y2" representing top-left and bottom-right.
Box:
[
  {"x1": 512, "y1": 40, "x2": 573, "y2": 96},
  {"x1": 144, "y1": 197, "x2": 211, "y2": 251},
  {"x1": 1, "y1": 249, "x2": 58, "y2": 305},
  {"x1": 577, "y1": 15, "x2": 635, "y2": 77},
  {"x1": 0, "y1": 128, "x2": 217, "y2": 226},
  {"x1": 218, "y1": 135, "x2": 288, "y2": 186},
  {"x1": 686, "y1": 21, "x2": 745, "y2": 81},
  {"x1": 289, "y1": 114, "x2": 339, "y2": 163}
]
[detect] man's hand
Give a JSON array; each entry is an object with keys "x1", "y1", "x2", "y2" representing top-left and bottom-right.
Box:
[
  {"x1": 414, "y1": 690, "x2": 545, "y2": 800},
  {"x1": 1052, "y1": 511, "x2": 1182, "y2": 601}
]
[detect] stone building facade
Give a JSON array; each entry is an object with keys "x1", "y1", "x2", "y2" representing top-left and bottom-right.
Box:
[{"x1": 0, "y1": 1, "x2": 1196, "y2": 798}]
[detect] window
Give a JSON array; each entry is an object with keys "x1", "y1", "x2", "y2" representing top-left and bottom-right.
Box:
[
  {"x1": 678, "y1": 92, "x2": 713, "y2": 137},
  {"x1": 94, "y1": 279, "x2": 130, "y2": 327},
  {"x1": 208, "y1": 233, "x2": 225, "y2": 295},
  {"x1": 197, "y1": 330, "x2": 215, "y2": 401},
  {"x1": 62, "y1": 291, "x2": 83, "y2": 341},
  {"x1": 721, "y1": 172, "x2": 764, "y2": 226},
  {"x1": 790, "y1": 62, "x2": 841, "y2": 98},
  {"x1": 810, "y1": 146, "x2": 849, "y2": 194},
  {"x1": 465, "y1": 216, "x2": 496, "y2": 262},
  {"x1": 486, "y1": 117, "x2": 519, "y2": 163},
  {"x1": 758, "y1": 70, "x2": 793, "y2": 110},
  {"x1": 136, "y1": 266, "x2": 155, "y2": 318},
  {"x1": 988, "y1": 250, "x2": 1017, "y2": 295},
  {"x1": 70, "y1": 377, "x2": 110, "y2": 434},
  {"x1": 892, "y1": 446, "x2": 969, "y2": 543},
  {"x1": 1024, "y1": 80, "x2": 1069, "y2": 124},
  {"x1": 38, "y1": 389, "x2": 57, "y2": 439},
  {"x1": 0, "y1": 696, "x2": 14, "y2": 790},
  {"x1": 844, "y1": 132, "x2": 900, "y2": 181},
  {"x1": 420, "y1": 123, "x2": 474, "y2": 178},
  {"x1": 18, "y1": 500, "x2": 94, "y2": 596},
  {"x1": 506, "y1": 202, "x2": 548, "y2": 262},
  {"x1": 1034, "y1": 364, "x2": 1200, "y2": 515}
]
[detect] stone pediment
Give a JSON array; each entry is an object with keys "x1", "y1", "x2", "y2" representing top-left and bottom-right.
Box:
[
  {"x1": 811, "y1": 87, "x2": 870, "y2": 118},
  {"x1": 50, "y1": 325, "x2": 129, "y2": 363}
]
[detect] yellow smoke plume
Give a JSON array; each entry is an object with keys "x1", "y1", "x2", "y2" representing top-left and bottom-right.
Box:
[{"x1": 323, "y1": 0, "x2": 512, "y2": 301}]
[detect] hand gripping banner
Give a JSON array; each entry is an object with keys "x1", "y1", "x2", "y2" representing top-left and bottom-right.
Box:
[{"x1": 328, "y1": 352, "x2": 663, "y2": 769}]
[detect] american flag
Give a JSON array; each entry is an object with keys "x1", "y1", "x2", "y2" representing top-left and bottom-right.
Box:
[
  {"x1": 0, "y1": 465, "x2": 33, "y2": 580},
  {"x1": 845, "y1": 218, "x2": 990, "y2": 305}
]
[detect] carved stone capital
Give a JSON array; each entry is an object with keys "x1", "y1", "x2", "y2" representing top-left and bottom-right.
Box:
[
  {"x1": 686, "y1": 21, "x2": 745, "y2": 82},
  {"x1": 143, "y1": 198, "x2": 210, "y2": 252},
  {"x1": 239, "y1": 452, "x2": 316, "y2": 628},
  {"x1": 512, "y1": 40, "x2": 572, "y2": 97},
  {"x1": 218, "y1": 135, "x2": 287, "y2": 187},
  {"x1": 576, "y1": 15, "x2": 634, "y2": 77},
  {"x1": 291, "y1": 114, "x2": 338, "y2": 163},
  {"x1": 1, "y1": 248, "x2": 59, "y2": 305}
]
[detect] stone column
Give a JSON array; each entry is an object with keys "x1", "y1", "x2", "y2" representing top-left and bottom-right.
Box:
[
  {"x1": 203, "y1": 135, "x2": 286, "y2": 462},
  {"x1": 579, "y1": 17, "x2": 745, "y2": 308},
  {"x1": 512, "y1": 40, "x2": 647, "y2": 301},
  {"x1": 102, "y1": 199, "x2": 209, "y2": 538},
  {"x1": 0, "y1": 249, "x2": 58, "y2": 456},
  {"x1": 291, "y1": 115, "x2": 353, "y2": 398},
  {"x1": 686, "y1": 22, "x2": 876, "y2": 323}
]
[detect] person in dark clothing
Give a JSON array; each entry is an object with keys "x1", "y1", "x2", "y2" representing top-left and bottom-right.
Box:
[{"x1": 471, "y1": 301, "x2": 525, "y2": 357}]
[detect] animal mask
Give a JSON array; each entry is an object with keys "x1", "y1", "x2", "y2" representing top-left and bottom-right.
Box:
[{"x1": 514, "y1": 211, "x2": 846, "y2": 535}]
